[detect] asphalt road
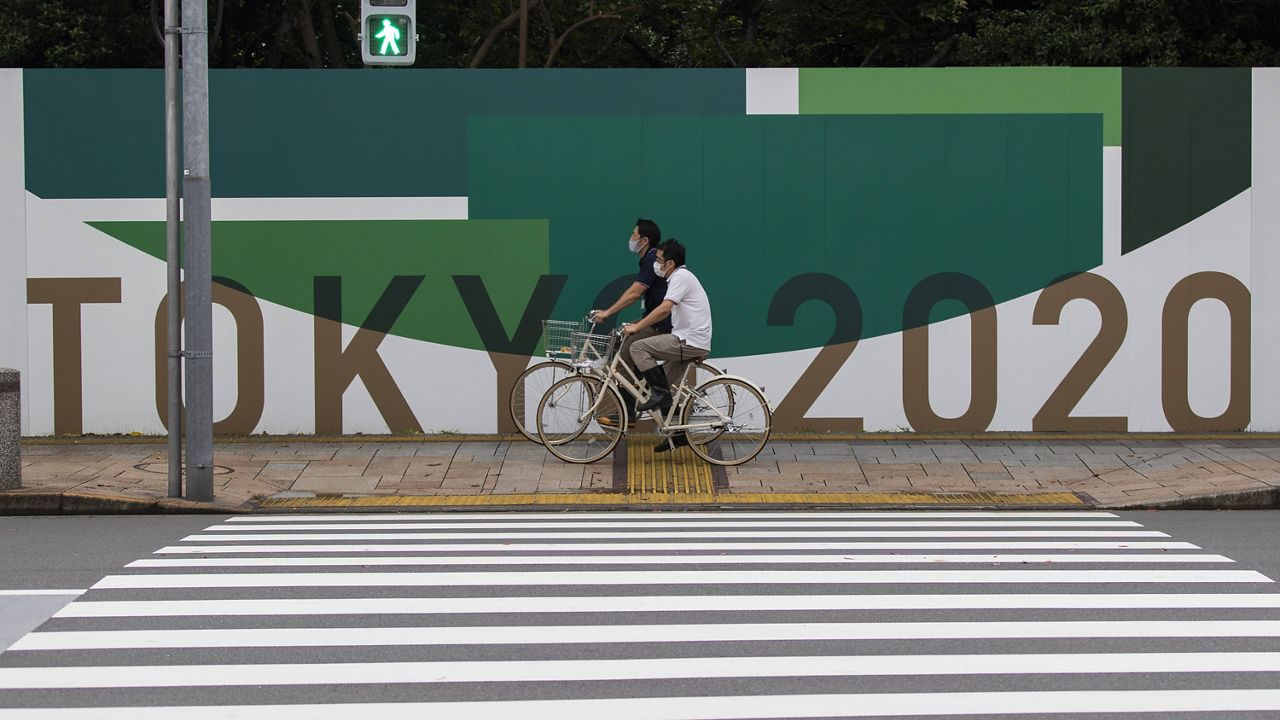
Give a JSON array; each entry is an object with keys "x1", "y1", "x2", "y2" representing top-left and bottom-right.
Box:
[
  {"x1": 0, "y1": 510, "x2": 1277, "y2": 719},
  {"x1": 0, "y1": 515, "x2": 225, "y2": 654}
]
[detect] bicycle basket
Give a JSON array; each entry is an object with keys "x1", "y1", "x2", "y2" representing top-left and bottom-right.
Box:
[
  {"x1": 542, "y1": 319, "x2": 589, "y2": 360},
  {"x1": 570, "y1": 330, "x2": 618, "y2": 369}
]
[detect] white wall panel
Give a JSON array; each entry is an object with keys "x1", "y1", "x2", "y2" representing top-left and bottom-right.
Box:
[
  {"x1": 0, "y1": 71, "x2": 28, "y2": 432},
  {"x1": 1252, "y1": 69, "x2": 1280, "y2": 429}
]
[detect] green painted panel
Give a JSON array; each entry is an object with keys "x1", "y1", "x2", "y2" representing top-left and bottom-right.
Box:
[
  {"x1": 25, "y1": 69, "x2": 744, "y2": 199},
  {"x1": 799, "y1": 67, "x2": 1122, "y2": 146},
  {"x1": 90, "y1": 219, "x2": 550, "y2": 352},
  {"x1": 1121, "y1": 68, "x2": 1252, "y2": 254},
  {"x1": 21, "y1": 70, "x2": 165, "y2": 199},
  {"x1": 468, "y1": 114, "x2": 1102, "y2": 357}
]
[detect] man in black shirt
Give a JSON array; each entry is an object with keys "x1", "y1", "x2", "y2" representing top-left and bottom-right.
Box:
[{"x1": 590, "y1": 217, "x2": 670, "y2": 422}]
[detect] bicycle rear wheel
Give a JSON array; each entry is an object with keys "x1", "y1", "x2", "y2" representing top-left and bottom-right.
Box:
[
  {"x1": 687, "y1": 360, "x2": 730, "y2": 445},
  {"x1": 509, "y1": 361, "x2": 574, "y2": 444},
  {"x1": 691, "y1": 359, "x2": 723, "y2": 386},
  {"x1": 537, "y1": 376, "x2": 625, "y2": 464},
  {"x1": 682, "y1": 377, "x2": 771, "y2": 466}
]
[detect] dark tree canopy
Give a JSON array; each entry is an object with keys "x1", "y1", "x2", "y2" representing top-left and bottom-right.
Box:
[{"x1": 3, "y1": 0, "x2": 1278, "y2": 69}]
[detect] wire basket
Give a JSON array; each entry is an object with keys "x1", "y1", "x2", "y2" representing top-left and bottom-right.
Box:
[
  {"x1": 570, "y1": 330, "x2": 618, "y2": 369},
  {"x1": 542, "y1": 319, "x2": 589, "y2": 360}
]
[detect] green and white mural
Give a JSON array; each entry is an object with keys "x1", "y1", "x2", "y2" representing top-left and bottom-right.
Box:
[{"x1": 1, "y1": 67, "x2": 1277, "y2": 435}]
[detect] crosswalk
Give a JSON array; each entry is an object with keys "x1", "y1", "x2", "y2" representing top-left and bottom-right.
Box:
[{"x1": 1, "y1": 511, "x2": 1279, "y2": 718}]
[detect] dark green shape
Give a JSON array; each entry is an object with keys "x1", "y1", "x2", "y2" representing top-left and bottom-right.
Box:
[
  {"x1": 23, "y1": 69, "x2": 744, "y2": 200},
  {"x1": 315, "y1": 276, "x2": 424, "y2": 333},
  {"x1": 768, "y1": 274, "x2": 863, "y2": 345},
  {"x1": 468, "y1": 114, "x2": 1102, "y2": 357},
  {"x1": 1121, "y1": 68, "x2": 1251, "y2": 255},
  {"x1": 903, "y1": 272, "x2": 996, "y2": 332},
  {"x1": 89, "y1": 219, "x2": 551, "y2": 352},
  {"x1": 22, "y1": 70, "x2": 163, "y2": 200},
  {"x1": 454, "y1": 274, "x2": 567, "y2": 355}
]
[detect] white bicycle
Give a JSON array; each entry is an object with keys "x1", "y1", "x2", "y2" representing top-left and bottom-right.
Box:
[
  {"x1": 533, "y1": 319, "x2": 772, "y2": 465},
  {"x1": 509, "y1": 318, "x2": 725, "y2": 444}
]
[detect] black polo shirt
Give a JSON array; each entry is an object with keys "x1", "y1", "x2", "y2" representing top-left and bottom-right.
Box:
[{"x1": 637, "y1": 247, "x2": 673, "y2": 333}]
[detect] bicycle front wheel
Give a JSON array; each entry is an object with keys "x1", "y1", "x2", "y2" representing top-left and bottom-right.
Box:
[
  {"x1": 537, "y1": 376, "x2": 625, "y2": 464},
  {"x1": 510, "y1": 361, "x2": 574, "y2": 444},
  {"x1": 682, "y1": 377, "x2": 771, "y2": 466}
]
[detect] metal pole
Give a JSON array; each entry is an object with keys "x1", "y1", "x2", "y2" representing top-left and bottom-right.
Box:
[
  {"x1": 517, "y1": 0, "x2": 528, "y2": 68},
  {"x1": 182, "y1": 0, "x2": 213, "y2": 502},
  {"x1": 164, "y1": 0, "x2": 182, "y2": 498}
]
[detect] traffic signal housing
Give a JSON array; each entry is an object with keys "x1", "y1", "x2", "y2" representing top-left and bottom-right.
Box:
[{"x1": 361, "y1": 0, "x2": 416, "y2": 66}]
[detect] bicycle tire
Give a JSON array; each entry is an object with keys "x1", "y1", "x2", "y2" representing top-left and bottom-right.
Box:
[
  {"x1": 686, "y1": 360, "x2": 731, "y2": 445},
  {"x1": 683, "y1": 377, "x2": 772, "y2": 466},
  {"x1": 537, "y1": 376, "x2": 626, "y2": 464},
  {"x1": 509, "y1": 360, "x2": 575, "y2": 444},
  {"x1": 692, "y1": 358, "x2": 723, "y2": 383}
]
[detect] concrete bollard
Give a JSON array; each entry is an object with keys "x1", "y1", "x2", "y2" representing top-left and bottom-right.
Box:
[{"x1": 0, "y1": 368, "x2": 19, "y2": 490}]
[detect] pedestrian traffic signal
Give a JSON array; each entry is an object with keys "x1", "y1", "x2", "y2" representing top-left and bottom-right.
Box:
[{"x1": 360, "y1": 0, "x2": 416, "y2": 66}]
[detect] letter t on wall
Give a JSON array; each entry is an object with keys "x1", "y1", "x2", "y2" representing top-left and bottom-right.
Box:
[{"x1": 27, "y1": 278, "x2": 122, "y2": 435}]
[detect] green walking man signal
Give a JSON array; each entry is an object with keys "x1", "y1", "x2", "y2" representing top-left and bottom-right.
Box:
[
  {"x1": 375, "y1": 18, "x2": 402, "y2": 55},
  {"x1": 360, "y1": 0, "x2": 416, "y2": 65}
]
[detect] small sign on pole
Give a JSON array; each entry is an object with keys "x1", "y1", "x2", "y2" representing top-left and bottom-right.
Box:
[{"x1": 360, "y1": 0, "x2": 417, "y2": 66}]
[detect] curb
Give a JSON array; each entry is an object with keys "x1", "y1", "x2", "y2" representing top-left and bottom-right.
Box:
[
  {"x1": 4, "y1": 489, "x2": 1277, "y2": 514},
  {"x1": 1111, "y1": 486, "x2": 1280, "y2": 511},
  {"x1": 0, "y1": 490, "x2": 248, "y2": 515},
  {"x1": 253, "y1": 491, "x2": 1092, "y2": 512}
]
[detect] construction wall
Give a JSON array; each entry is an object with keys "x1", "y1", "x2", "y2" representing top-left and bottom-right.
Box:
[{"x1": 1, "y1": 67, "x2": 1277, "y2": 434}]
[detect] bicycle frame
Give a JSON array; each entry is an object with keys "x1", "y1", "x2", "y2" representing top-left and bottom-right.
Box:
[{"x1": 571, "y1": 329, "x2": 739, "y2": 437}]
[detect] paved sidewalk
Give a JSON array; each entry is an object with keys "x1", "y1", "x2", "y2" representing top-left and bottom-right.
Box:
[{"x1": 5, "y1": 435, "x2": 1280, "y2": 512}]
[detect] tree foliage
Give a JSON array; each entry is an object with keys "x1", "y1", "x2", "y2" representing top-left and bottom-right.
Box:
[{"x1": 3, "y1": 0, "x2": 1278, "y2": 69}]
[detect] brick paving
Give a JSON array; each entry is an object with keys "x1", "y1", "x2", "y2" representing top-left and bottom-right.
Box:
[{"x1": 7, "y1": 436, "x2": 1280, "y2": 509}]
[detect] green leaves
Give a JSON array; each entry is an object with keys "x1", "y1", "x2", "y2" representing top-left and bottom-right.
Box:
[
  {"x1": 3, "y1": 0, "x2": 1278, "y2": 69},
  {"x1": 0, "y1": 0, "x2": 157, "y2": 68}
]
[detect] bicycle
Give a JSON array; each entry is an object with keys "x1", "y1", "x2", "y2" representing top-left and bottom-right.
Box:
[
  {"x1": 509, "y1": 318, "x2": 726, "y2": 445},
  {"x1": 533, "y1": 320, "x2": 772, "y2": 466}
]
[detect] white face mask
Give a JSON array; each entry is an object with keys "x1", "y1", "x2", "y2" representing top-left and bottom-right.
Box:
[
  {"x1": 653, "y1": 260, "x2": 668, "y2": 278},
  {"x1": 628, "y1": 237, "x2": 643, "y2": 254}
]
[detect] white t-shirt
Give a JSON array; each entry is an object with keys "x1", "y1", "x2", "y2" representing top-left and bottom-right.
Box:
[{"x1": 664, "y1": 266, "x2": 712, "y2": 352}]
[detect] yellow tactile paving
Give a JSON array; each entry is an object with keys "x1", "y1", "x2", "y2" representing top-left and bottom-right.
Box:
[
  {"x1": 258, "y1": 490, "x2": 1087, "y2": 509},
  {"x1": 626, "y1": 434, "x2": 714, "y2": 495}
]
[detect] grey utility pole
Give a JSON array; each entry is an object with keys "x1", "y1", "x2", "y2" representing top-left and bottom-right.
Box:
[
  {"x1": 164, "y1": 0, "x2": 182, "y2": 498},
  {"x1": 182, "y1": 0, "x2": 214, "y2": 501}
]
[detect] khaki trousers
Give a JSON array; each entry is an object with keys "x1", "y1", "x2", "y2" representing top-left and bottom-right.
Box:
[
  {"x1": 628, "y1": 333, "x2": 709, "y2": 389},
  {"x1": 618, "y1": 325, "x2": 662, "y2": 374}
]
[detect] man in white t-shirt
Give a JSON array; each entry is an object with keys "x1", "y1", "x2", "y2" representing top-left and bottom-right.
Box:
[{"x1": 622, "y1": 239, "x2": 712, "y2": 451}]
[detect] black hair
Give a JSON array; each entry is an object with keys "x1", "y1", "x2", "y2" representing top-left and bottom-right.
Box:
[
  {"x1": 635, "y1": 218, "x2": 661, "y2": 246},
  {"x1": 658, "y1": 238, "x2": 686, "y2": 268}
]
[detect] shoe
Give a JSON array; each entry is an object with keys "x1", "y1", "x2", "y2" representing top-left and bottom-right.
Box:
[
  {"x1": 596, "y1": 391, "x2": 637, "y2": 428},
  {"x1": 655, "y1": 433, "x2": 689, "y2": 453},
  {"x1": 635, "y1": 367, "x2": 671, "y2": 412}
]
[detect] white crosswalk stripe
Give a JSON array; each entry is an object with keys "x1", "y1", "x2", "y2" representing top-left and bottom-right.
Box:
[
  {"x1": 201, "y1": 520, "x2": 1147, "y2": 529},
  {"x1": 179, "y1": 529, "x2": 1174, "y2": 540},
  {"x1": 125, "y1": 553, "x2": 1237, "y2": 567},
  {"x1": 2, "y1": 510, "x2": 1278, "y2": 719},
  {"x1": 156, "y1": 540, "x2": 1203, "y2": 552}
]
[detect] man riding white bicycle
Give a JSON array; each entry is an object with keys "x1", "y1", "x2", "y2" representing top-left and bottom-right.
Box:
[
  {"x1": 622, "y1": 239, "x2": 712, "y2": 453},
  {"x1": 534, "y1": 240, "x2": 768, "y2": 466}
]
